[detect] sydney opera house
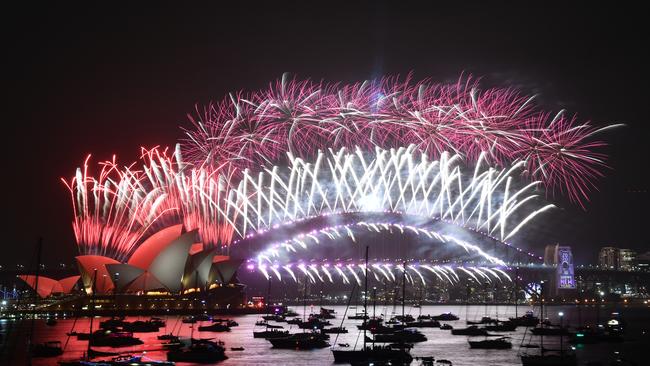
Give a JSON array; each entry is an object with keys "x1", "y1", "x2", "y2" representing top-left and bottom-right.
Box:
[{"x1": 18, "y1": 224, "x2": 246, "y2": 313}]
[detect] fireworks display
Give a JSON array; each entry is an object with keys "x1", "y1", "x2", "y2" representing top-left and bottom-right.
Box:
[
  {"x1": 63, "y1": 74, "x2": 616, "y2": 268},
  {"x1": 183, "y1": 74, "x2": 618, "y2": 206},
  {"x1": 62, "y1": 146, "x2": 235, "y2": 261}
]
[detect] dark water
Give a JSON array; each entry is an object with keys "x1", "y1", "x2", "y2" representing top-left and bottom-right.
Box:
[{"x1": 2, "y1": 304, "x2": 648, "y2": 365}]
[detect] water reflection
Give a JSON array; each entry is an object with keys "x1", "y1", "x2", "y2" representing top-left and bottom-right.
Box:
[{"x1": 4, "y1": 304, "x2": 647, "y2": 365}]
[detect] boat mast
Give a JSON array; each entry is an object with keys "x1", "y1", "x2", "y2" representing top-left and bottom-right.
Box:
[
  {"x1": 87, "y1": 269, "x2": 98, "y2": 360},
  {"x1": 372, "y1": 286, "x2": 376, "y2": 348},
  {"x1": 401, "y1": 261, "x2": 406, "y2": 323},
  {"x1": 28, "y1": 238, "x2": 43, "y2": 365},
  {"x1": 514, "y1": 267, "x2": 519, "y2": 319},
  {"x1": 363, "y1": 246, "x2": 369, "y2": 351},
  {"x1": 303, "y1": 273, "x2": 308, "y2": 332},
  {"x1": 539, "y1": 281, "x2": 544, "y2": 356},
  {"x1": 265, "y1": 276, "x2": 271, "y2": 330}
]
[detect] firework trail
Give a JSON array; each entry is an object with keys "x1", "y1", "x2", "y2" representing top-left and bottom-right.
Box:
[
  {"x1": 63, "y1": 146, "x2": 237, "y2": 260},
  {"x1": 227, "y1": 145, "x2": 554, "y2": 241},
  {"x1": 182, "y1": 74, "x2": 619, "y2": 206}
]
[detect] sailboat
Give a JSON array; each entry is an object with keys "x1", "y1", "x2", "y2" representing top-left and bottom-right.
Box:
[
  {"x1": 520, "y1": 282, "x2": 576, "y2": 366},
  {"x1": 60, "y1": 270, "x2": 170, "y2": 366},
  {"x1": 331, "y1": 246, "x2": 413, "y2": 365},
  {"x1": 267, "y1": 274, "x2": 330, "y2": 350},
  {"x1": 253, "y1": 277, "x2": 289, "y2": 339},
  {"x1": 28, "y1": 239, "x2": 64, "y2": 358}
]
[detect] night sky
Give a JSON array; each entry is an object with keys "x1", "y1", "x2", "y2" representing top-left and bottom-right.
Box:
[{"x1": 3, "y1": 2, "x2": 648, "y2": 267}]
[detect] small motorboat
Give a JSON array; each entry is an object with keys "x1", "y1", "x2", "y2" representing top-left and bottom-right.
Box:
[
  {"x1": 230, "y1": 347, "x2": 245, "y2": 351},
  {"x1": 440, "y1": 324, "x2": 453, "y2": 330}
]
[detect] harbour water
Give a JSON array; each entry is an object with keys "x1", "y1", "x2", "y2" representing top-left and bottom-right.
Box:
[{"x1": 2, "y1": 304, "x2": 648, "y2": 365}]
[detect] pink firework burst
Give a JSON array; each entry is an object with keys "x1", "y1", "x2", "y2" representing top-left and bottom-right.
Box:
[{"x1": 182, "y1": 74, "x2": 617, "y2": 207}]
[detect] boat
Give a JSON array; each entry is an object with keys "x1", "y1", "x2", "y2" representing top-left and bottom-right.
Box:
[
  {"x1": 253, "y1": 329, "x2": 290, "y2": 338},
  {"x1": 407, "y1": 319, "x2": 441, "y2": 328},
  {"x1": 510, "y1": 311, "x2": 539, "y2": 327},
  {"x1": 297, "y1": 317, "x2": 331, "y2": 329},
  {"x1": 468, "y1": 336, "x2": 513, "y2": 349},
  {"x1": 368, "y1": 324, "x2": 407, "y2": 334},
  {"x1": 332, "y1": 345, "x2": 413, "y2": 364},
  {"x1": 451, "y1": 326, "x2": 488, "y2": 336},
  {"x1": 286, "y1": 318, "x2": 303, "y2": 325},
  {"x1": 197, "y1": 323, "x2": 231, "y2": 332},
  {"x1": 61, "y1": 354, "x2": 175, "y2": 366},
  {"x1": 212, "y1": 318, "x2": 238, "y2": 327},
  {"x1": 332, "y1": 248, "x2": 413, "y2": 365},
  {"x1": 485, "y1": 321, "x2": 517, "y2": 332},
  {"x1": 268, "y1": 332, "x2": 330, "y2": 349},
  {"x1": 157, "y1": 333, "x2": 178, "y2": 340},
  {"x1": 348, "y1": 312, "x2": 369, "y2": 320},
  {"x1": 89, "y1": 330, "x2": 144, "y2": 347},
  {"x1": 88, "y1": 348, "x2": 119, "y2": 358},
  {"x1": 100, "y1": 317, "x2": 126, "y2": 329},
  {"x1": 372, "y1": 329, "x2": 427, "y2": 343},
  {"x1": 440, "y1": 324, "x2": 453, "y2": 330},
  {"x1": 431, "y1": 312, "x2": 460, "y2": 321},
  {"x1": 312, "y1": 307, "x2": 336, "y2": 319},
  {"x1": 262, "y1": 314, "x2": 286, "y2": 322},
  {"x1": 31, "y1": 341, "x2": 63, "y2": 357},
  {"x1": 230, "y1": 347, "x2": 245, "y2": 351},
  {"x1": 322, "y1": 326, "x2": 348, "y2": 334},
  {"x1": 467, "y1": 316, "x2": 498, "y2": 325},
  {"x1": 519, "y1": 281, "x2": 576, "y2": 366},
  {"x1": 122, "y1": 320, "x2": 161, "y2": 332},
  {"x1": 167, "y1": 339, "x2": 227, "y2": 363},
  {"x1": 391, "y1": 314, "x2": 415, "y2": 323},
  {"x1": 356, "y1": 317, "x2": 385, "y2": 330}
]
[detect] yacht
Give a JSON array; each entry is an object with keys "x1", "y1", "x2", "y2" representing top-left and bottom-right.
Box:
[
  {"x1": 268, "y1": 332, "x2": 330, "y2": 349},
  {"x1": 167, "y1": 339, "x2": 228, "y2": 363},
  {"x1": 468, "y1": 336, "x2": 513, "y2": 349}
]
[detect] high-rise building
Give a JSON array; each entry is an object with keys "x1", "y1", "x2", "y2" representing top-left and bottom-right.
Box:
[
  {"x1": 599, "y1": 247, "x2": 619, "y2": 270},
  {"x1": 618, "y1": 249, "x2": 637, "y2": 271}
]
